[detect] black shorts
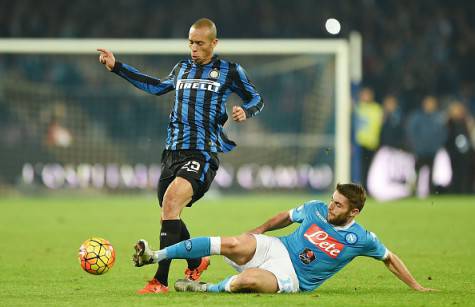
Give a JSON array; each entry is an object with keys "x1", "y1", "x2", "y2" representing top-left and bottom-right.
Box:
[{"x1": 157, "y1": 150, "x2": 219, "y2": 207}]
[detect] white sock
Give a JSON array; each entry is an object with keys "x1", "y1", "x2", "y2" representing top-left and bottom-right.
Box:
[
  {"x1": 210, "y1": 237, "x2": 221, "y2": 255},
  {"x1": 153, "y1": 249, "x2": 167, "y2": 263},
  {"x1": 224, "y1": 275, "x2": 238, "y2": 292}
]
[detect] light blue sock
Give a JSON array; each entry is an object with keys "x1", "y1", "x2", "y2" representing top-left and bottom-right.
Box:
[
  {"x1": 165, "y1": 237, "x2": 211, "y2": 259},
  {"x1": 207, "y1": 275, "x2": 236, "y2": 293}
]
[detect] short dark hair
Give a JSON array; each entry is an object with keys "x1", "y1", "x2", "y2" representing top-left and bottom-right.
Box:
[{"x1": 336, "y1": 183, "x2": 366, "y2": 212}]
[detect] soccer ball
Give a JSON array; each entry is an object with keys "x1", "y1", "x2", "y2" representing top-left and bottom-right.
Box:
[{"x1": 78, "y1": 237, "x2": 116, "y2": 275}]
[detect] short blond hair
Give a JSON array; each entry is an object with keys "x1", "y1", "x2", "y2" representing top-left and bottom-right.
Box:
[{"x1": 191, "y1": 18, "x2": 217, "y2": 39}]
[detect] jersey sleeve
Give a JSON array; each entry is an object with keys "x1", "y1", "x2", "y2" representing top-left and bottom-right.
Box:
[
  {"x1": 289, "y1": 201, "x2": 323, "y2": 223},
  {"x1": 361, "y1": 231, "x2": 389, "y2": 260},
  {"x1": 230, "y1": 64, "x2": 264, "y2": 118},
  {"x1": 289, "y1": 204, "x2": 306, "y2": 223},
  {"x1": 112, "y1": 62, "x2": 176, "y2": 96}
]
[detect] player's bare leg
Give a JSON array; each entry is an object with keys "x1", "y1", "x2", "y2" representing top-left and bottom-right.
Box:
[
  {"x1": 174, "y1": 233, "x2": 256, "y2": 290},
  {"x1": 175, "y1": 268, "x2": 279, "y2": 293},
  {"x1": 141, "y1": 232, "x2": 275, "y2": 293},
  {"x1": 161, "y1": 177, "x2": 193, "y2": 220},
  {"x1": 229, "y1": 268, "x2": 279, "y2": 293},
  {"x1": 137, "y1": 177, "x2": 193, "y2": 294},
  {"x1": 177, "y1": 235, "x2": 278, "y2": 293},
  {"x1": 175, "y1": 234, "x2": 276, "y2": 293},
  {"x1": 219, "y1": 234, "x2": 257, "y2": 265}
]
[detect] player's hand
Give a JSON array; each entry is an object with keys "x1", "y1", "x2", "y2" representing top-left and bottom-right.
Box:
[
  {"x1": 97, "y1": 48, "x2": 116, "y2": 71},
  {"x1": 232, "y1": 106, "x2": 247, "y2": 122},
  {"x1": 414, "y1": 286, "x2": 438, "y2": 292}
]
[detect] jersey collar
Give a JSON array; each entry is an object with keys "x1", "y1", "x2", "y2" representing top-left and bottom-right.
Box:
[
  {"x1": 331, "y1": 220, "x2": 355, "y2": 231},
  {"x1": 190, "y1": 55, "x2": 220, "y2": 66}
]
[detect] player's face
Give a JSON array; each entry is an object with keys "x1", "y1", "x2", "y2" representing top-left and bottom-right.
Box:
[
  {"x1": 327, "y1": 191, "x2": 358, "y2": 226},
  {"x1": 188, "y1": 27, "x2": 218, "y2": 65}
]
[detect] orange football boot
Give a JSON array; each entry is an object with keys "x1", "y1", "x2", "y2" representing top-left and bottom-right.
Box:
[
  {"x1": 137, "y1": 278, "x2": 169, "y2": 294},
  {"x1": 184, "y1": 256, "x2": 210, "y2": 281}
]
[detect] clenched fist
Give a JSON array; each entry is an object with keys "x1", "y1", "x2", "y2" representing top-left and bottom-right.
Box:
[{"x1": 232, "y1": 106, "x2": 247, "y2": 122}]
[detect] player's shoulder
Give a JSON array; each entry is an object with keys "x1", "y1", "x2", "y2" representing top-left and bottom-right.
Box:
[
  {"x1": 218, "y1": 59, "x2": 246, "y2": 72},
  {"x1": 291, "y1": 200, "x2": 326, "y2": 213},
  {"x1": 301, "y1": 199, "x2": 327, "y2": 214},
  {"x1": 215, "y1": 57, "x2": 235, "y2": 65},
  {"x1": 304, "y1": 199, "x2": 327, "y2": 207},
  {"x1": 351, "y1": 223, "x2": 383, "y2": 244},
  {"x1": 177, "y1": 59, "x2": 190, "y2": 66},
  {"x1": 290, "y1": 200, "x2": 327, "y2": 223},
  {"x1": 170, "y1": 60, "x2": 190, "y2": 72}
]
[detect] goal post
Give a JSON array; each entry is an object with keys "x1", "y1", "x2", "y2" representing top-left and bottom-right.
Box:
[{"x1": 0, "y1": 38, "x2": 353, "y2": 192}]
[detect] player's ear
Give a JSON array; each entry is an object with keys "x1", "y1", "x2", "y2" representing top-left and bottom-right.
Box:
[
  {"x1": 350, "y1": 208, "x2": 360, "y2": 217},
  {"x1": 211, "y1": 38, "x2": 218, "y2": 48}
]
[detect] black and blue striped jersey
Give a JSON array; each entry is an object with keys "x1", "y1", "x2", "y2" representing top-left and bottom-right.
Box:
[{"x1": 112, "y1": 55, "x2": 264, "y2": 153}]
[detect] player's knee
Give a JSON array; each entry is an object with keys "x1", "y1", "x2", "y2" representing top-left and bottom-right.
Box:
[
  {"x1": 161, "y1": 204, "x2": 180, "y2": 219},
  {"x1": 161, "y1": 192, "x2": 183, "y2": 219},
  {"x1": 234, "y1": 275, "x2": 259, "y2": 290},
  {"x1": 161, "y1": 180, "x2": 193, "y2": 218},
  {"x1": 222, "y1": 236, "x2": 252, "y2": 265},
  {"x1": 222, "y1": 237, "x2": 240, "y2": 253}
]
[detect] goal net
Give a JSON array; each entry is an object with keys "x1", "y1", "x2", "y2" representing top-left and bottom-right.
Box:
[{"x1": 0, "y1": 39, "x2": 350, "y2": 193}]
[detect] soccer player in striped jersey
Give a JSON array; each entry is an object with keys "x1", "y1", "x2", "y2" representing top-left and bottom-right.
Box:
[{"x1": 98, "y1": 18, "x2": 263, "y2": 294}]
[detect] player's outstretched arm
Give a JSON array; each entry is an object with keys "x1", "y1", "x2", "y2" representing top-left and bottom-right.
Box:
[
  {"x1": 97, "y1": 48, "x2": 175, "y2": 95},
  {"x1": 383, "y1": 251, "x2": 437, "y2": 292},
  {"x1": 97, "y1": 48, "x2": 116, "y2": 71},
  {"x1": 248, "y1": 211, "x2": 293, "y2": 234}
]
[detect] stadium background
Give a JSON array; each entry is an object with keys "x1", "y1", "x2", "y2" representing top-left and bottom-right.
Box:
[{"x1": 1, "y1": 0, "x2": 474, "y2": 196}]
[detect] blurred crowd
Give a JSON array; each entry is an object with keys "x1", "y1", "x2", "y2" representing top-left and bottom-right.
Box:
[
  {"x1": 1, "y1": 0, "x2": 475, "y2": 193},
  {"x1": 1, "y1": 0, "x2": 475, "y2": 113},
  {"x1": 355, "y1": 87, "x2": 475, "y2": 194}
]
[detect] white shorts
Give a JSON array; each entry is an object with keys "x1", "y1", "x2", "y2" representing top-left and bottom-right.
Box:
[{"x1": 224, "y1": 234, "x2": 300, "y2": 293}]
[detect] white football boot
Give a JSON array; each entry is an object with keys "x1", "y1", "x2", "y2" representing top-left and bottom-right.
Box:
[
  {"x1": 133, "y1": 239, "x2": 156, "y2": 267},
  {"x1": 174, "y1": 279, "x2": 208, "y2": 292}
]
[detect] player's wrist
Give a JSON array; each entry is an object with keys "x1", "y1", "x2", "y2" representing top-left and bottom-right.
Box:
[
  {"x1": 111, "y1": 61, "x2": 121, "y2": 73},
  {"x1": 414, "y1": 284, "x2": 425, "y2": 291},
  {"x1": 242, "y1": 108, "x2": 252, "y2": 119},
  {"x1": 249, "y1": 226, "x2": 265, "y2": 234}
]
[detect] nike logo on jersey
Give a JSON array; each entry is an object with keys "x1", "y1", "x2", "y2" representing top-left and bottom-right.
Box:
[
  {"x1": 304, "y1": 224, "x2": 344, "y2": 258},
  {"x1": 177, "y1": 79, "x2": 221, "y2": 93}
]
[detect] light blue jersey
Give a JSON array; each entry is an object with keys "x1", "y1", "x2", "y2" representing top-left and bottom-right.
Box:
[{"x1": 279, "y1": 200, "x2": 388, "y2": 292}]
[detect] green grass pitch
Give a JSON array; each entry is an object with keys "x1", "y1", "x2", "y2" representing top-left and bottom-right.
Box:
[{"x1": 0, "y1": 193, "x2": 474, "y2": 306}]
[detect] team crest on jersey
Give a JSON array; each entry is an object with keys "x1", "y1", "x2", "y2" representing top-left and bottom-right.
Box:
[
  {"x1": 209, "y1": 69, "x2": 220, "y2": 79},
  {"x1": 184, "y1": 240, "x2": 192, "y2": 251},
  {"x1": 345, "y1": 233, "x2": 358, "y2": 245},
  {"x1": 299, "y1": 248, "x2": 316, "y2": 264}
]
